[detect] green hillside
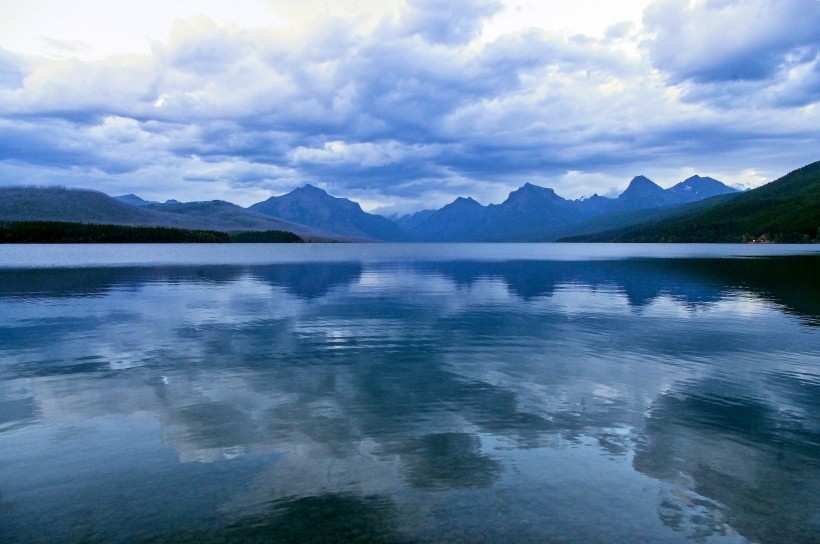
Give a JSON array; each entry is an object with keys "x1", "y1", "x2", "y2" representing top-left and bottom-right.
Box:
[
  {"x1": 562, "y1": 160, "x2": 820, "y2": 243},
  {"x1": 546, "y1": 193, "x2": 738, "y2": 242}
]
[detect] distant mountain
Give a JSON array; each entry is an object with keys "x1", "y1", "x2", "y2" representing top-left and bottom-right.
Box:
[
  {"x1": 667, "y1": 175, "x2": 738, "y2": 202},
  {"x1": 562, "y1": 160, "x2": 820, "y2": 243},
  {"x1": 611, "y1": 174, "x2": 737, "y2": 212},
  {"x1": 393, "y1": 209, "x2": 436, "y2": 231},
  {"x1": 142, "y1": 200, "x2": 337, "y2": 238},
  {"x1": 556, "y1": 193, "x2": 740, "y2": 242},
  {"x1": 1, "y1": 187, "x2": 162, "y2": 225},
  {"x1": 249, "y1": 184, "x2": 406, "y2": 241},
  {"x1": 409, "y1": 197, "x2": 487, "y2": 241},
  {"x1": 0, "y1": 171, "x2": 744, "y2": 244},
  {"x1": 615, "y1": 175, "x2": 676, "y2": 210},
  {"x1": 409, "y1": 187, "x2": 588, "y2": 242},
  {"x1": 114, "y1": 194, "x2": 159, "y2": 207},
  {"x1": 401, "y1": 175, "x2": 738, "y2": 242},
  {"x1": 477, "y1": 183, "x2": 581, "y2": 241},
  {"x1": 0, "y1": 187, "x2": 343, "y2": 241}
]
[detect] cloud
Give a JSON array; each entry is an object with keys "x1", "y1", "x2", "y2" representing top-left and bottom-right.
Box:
[
  {"x1": 0, "y1": 48, "x2": 31, "y2": 93},
  {"x1": 0, "y1": 117, "x2": 143, "y2": 173},
  {"x1": 644, "y1": 0, "x2": 820, "y2": 83},
  {"x1": 0, "y1": 0, "x2": 818, "y2": 208},
  {"x1": 401, "y1": 0, "x2": 503, "y2": 44},
  {"x1": 289, "y1": 140, "x2": 442, "y2": 168}
]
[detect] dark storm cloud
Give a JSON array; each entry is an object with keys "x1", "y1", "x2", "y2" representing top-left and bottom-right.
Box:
[{"x1": 0, "y1": 118, "x2": 143, "y2": 174}]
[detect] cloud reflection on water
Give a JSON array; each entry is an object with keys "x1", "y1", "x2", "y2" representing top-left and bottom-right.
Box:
[{"x1": 0, "y1": 256, "x2": 818, "y2": 543}]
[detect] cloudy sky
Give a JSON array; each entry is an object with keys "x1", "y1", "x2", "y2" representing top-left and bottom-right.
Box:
[{"x1": 1, "y1": 0, "x2": 819, "y2": 213}]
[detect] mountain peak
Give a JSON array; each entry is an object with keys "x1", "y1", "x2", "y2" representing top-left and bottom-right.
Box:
[
  {"x1": 519, "y1": 182, "x2": 554, "y2": 193},
  {"x1": 115, "y1": 194, "x2": 154, "y2": 207},
  {"x1": 506, "y1": 183, "x2": 560, "y2": 202},
  {"x1": 296, "y1": 184, "x2": 329, "y2": 195},
  {"x1": 668, "y1": 175, "x2": 737, "y2": 201},
  {"x1": 248, "y1": 184, "x2": 404, "y2": 241},
  {"x1": 290, "y1": 184, "x2": 361, "y2": 210},
  {"x1": 680, "y1": 175, "x2": 724, "y2": 186},
  {"x1": 619, "y1": 176, "x2": 664, "y2": 199},
  {"x1": 436, "y1": 196, "x2": 486, "y2": 215},
  {"x1": 627, "y1": 175, "x2": 658, "y2": 187}
]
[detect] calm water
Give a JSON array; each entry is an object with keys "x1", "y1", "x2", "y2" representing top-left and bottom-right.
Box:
[{"x1": 0, "y1": 244, "x2": 819, "y2": 543}]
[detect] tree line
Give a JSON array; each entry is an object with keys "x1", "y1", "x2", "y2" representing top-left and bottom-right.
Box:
[{"x1": 0, "y1": 221, "x2": 302, "y2": 243}]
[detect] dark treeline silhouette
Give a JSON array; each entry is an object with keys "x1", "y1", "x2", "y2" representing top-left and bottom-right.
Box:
[
  {"x1": 0, "y1": 221, "x2": 303, "y2": 244},
  {"x1": 0, "y1": 221, "x2": 229, "y2": 243},
  {"x1": 229, "y1": 230, "x2": 303, "y2": 243}
]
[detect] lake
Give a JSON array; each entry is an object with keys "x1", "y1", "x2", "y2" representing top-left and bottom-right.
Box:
[{"x1": 0, "y1": 243, "x2": 819, "y2": 543}]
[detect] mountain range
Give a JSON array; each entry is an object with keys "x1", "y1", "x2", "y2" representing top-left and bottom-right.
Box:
[
  {"x1": 248, "y1": 184, "x2": 406, "y2": 241},
  {"x1": 2, "y1": 160, "x2": 818, "y2": 242},
  {"x1": 395, "y1": 175, "x2": 738, "y2": 241},
  {"x1": 0, "y1": 186, "x2": 342, "y2": 241},
  {"x1": 564, "y1": 160, "x2": 820, "y2": 243}
]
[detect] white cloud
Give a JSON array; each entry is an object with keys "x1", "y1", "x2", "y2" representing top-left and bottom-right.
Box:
[
  {"x1": 481, "y1": 0, "x2": 652, "y2": 42},
  {"x1": 0, "y1": 0, "x2": 818, "y2": 208},
  {"x1": 643, "y1": 0, "x2": 820, "y2": 84},
  {"x1": 290, "y1": 140, "x2": 442, "y2": 167},
  {"x1": 0, "y1": 0, "x2": 284, "y2": 59}
]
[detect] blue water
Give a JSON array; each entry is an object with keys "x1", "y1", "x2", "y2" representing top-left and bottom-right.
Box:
[{"x1": 0, "y1": 244, "x2": 819, "y2": 543}]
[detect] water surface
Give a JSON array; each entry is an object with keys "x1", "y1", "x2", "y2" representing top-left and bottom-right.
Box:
[{"x1": 1, "y1": 244, "x2": 819, "y2": 543}]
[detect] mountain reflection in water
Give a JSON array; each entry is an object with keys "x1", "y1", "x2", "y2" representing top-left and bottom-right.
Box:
[{"x1": 0, "y1": 254, "x2": 818, "y2": 543}]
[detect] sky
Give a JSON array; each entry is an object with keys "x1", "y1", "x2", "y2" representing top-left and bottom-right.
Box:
[{"x1": 0, "y1": 0, "x2": 819, "y2": 213}]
